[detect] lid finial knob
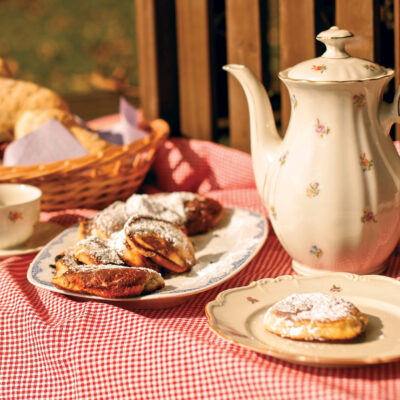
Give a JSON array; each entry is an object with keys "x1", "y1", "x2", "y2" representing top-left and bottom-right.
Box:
[{"x1": 316, "y1": 26, "x2": 353, "y2": 59}]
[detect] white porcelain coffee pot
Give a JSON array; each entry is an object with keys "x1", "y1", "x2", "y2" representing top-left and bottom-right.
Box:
[{"x1": 224, "y1": 26, "x2": 400, "y2": 275}]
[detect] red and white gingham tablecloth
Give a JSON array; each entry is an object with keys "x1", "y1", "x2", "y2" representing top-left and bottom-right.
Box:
[{"x1": 1, "y1": 135, "x2": 400, "y2": 400}]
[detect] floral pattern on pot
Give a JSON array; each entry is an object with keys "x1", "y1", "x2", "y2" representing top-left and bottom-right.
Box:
[
  {"x1": 306, "y1": 182, "x2": 320, "y2": 198},
  {"x1": 270, "y1": 205, "x2": 277, "y2": 219},
  {"x1": 310, "y1": 245, "x2": 323, "y2": 258},
  {"x1": 360, "y1": 153, "x2": 374, "y2": 171},
  {"x1": 8, "y1": 211, "x2": 23, "y2": 222},
  {"x1": 353, "y1": 94, "x2": 366, "y2": 107},
  {"x1": 279, "y1": 151, "x2": 288, "y2": 166},
  {"x1": 361, "y1": 209, "x2": 377, "y2": 223},
  {"x1": 314, "y1": 119, "x2": 330, "y2": 137},
  {"x1": 364, "y1": 64, "x2": 377, "y2": 72},
  {"x1": 312, "y1": 65, "x2": 327, "y2": 73}
]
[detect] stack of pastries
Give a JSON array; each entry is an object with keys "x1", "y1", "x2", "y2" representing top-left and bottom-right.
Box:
[{"x1": 51, "y1": 192, "x2": 223, "y2": 298}]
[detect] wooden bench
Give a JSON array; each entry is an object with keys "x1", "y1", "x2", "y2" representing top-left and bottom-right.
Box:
[{"x1": 136, "y1": 0, "x2": 400, "y2": 151}]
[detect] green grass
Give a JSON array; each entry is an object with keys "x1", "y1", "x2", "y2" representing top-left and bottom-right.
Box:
[{"x1": 0, "y1": 0, "x2": 138, "y2": 94}]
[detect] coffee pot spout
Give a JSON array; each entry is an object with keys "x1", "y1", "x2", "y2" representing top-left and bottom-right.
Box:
[{"x1": 223, "y1": 64, "x2": 282, "y2": 198}]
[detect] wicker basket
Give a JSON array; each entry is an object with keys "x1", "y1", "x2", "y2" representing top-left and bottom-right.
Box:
[{"x1": 0, "y1": 119, "x2": 169, "y2": 211}]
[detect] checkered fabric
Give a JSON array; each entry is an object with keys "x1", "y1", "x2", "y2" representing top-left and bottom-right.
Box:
[{"x1": 1, "y1": 137, "x2": 400, "y2": 400}]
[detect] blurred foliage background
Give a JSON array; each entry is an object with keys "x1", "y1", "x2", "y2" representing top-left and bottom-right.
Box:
[
  {"x1": 0, "y1": 0, "x2": 138, "y2": 101},
  {"x1": 0, "y1": 0, "x2": 395, "y2": 126}
]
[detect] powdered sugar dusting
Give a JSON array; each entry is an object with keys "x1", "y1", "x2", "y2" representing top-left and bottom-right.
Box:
[
  {"x1": 68, "y1": 264, "x2": 162, "y2": 278},
  {"x1": 93, "y1": 201, "x2": 128, "y2": 236},
  {"x1": 126, "y1": 194, "x2": 185, "y2": 225},
  {"x1": 92, "y1": 192, "x2": 205, "y2": 235},
  {"x1": 60, "y1": 250, "x2": 80, "y2": 269},
  {"x1": 69, "y1": 264, "x2": 131, "y2": 272},
  {"x1": 108, "y1": 230, "x2": 128, "y2": 255},
  {"x1": 125, "y1": 216, "x2": 193, "y2": 256},
  {"x1": 75, "y1": 237, "x2": 124, "y2": 265},
  {"x1": 268, "y1": 293, "x2": 356, "y2": 322},
  {"x1": 151, "y1": 192, "x2": 197, "y2": 218}
]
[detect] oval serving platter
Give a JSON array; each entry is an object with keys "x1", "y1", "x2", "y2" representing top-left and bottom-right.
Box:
[{"x1": 27, "y1": 207, "x2": 268, "y2": 308}]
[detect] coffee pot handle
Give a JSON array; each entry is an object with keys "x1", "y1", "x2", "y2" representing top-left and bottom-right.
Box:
[{"x1": 379, "y1": 85, "x2": 400, "y2": 135}]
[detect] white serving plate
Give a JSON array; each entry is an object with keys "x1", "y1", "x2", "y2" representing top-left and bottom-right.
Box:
[
  {"x1": 27, "y1": 208, "x2": 268, "y2": 308},
  {"x1": 206, "y1": 273, "x2": 400, "y2": 367}
]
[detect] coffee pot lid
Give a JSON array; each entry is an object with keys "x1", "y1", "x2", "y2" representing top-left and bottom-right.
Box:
[{"x1": 286, "y1": 26, "x2": 391, "y2": 82}]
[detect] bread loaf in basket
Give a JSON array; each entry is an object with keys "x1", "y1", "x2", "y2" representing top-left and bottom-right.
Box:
[
  {"x1": 0, "y1": 69, "x2": 169, "y2": 210},
  {"x1": 0, "y1": 118, "x2": 169, "y2": 210}
]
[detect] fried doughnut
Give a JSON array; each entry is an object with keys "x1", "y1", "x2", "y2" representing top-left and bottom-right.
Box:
[
  {"x1": 73, "y1": 236, "x2": 125, "y2": 266},
  {"x1": 53, "y1": 249, "x2": 80, "y2": 278},
  {"x1": 52, "y1": 264, "x2": 164, "y2": 298},
  {"x1": 124, "y1": 216, "x2": 196, "y2": 273},
  {"x1": 125, "y1": 193, "x2": 185, "y2": 229},
  {"x1": 175, "y1": 193, "x2": 223, "y2": 235},
  {"x1": 88, "y1": 201, "x2": 128, "y2": 239},
  {"x1": 77, "y1": 218, "x2": 95, "y2": 240},
  {"x1": 80, "y1": 192, "x2": 224, "y2": 242},
  {"x1": 126, "y1": 192, "x2": 223, "y2": 235},
  {"x1": 108, "y1": 230, "x2": 161, "y2": 272},
  {"x1": 263, "y1": 293, "x2": 368, "y2": 341},
  {"x1": 52, "y1": 245, "x2": 165, "y2": 298},
  {"x1": 77, "y1": 201, "x2": 129, "y2": 240}
]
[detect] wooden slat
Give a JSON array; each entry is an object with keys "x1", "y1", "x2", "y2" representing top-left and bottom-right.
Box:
[
  {"x1": 65, "y1": 92, "x2": 139, "y2": 121},
  {"x1": 335, "y1": 0, "x2": 379, "y2": 61},
  {"x1": 279, "y1": 0, "x2": 315, "y2": 134},
  {"x1": 135, "y1": 0, "x2": 179, "y2": 134},
  {"x1": 395, "y1": 0, "x2": 400, "y2": 141},
  {"x1": 225, "y1": 0, "x2": 265, "y2": 152},
  {"x1": 175, "y1": 0, "x2": 214, "y2": 140}
]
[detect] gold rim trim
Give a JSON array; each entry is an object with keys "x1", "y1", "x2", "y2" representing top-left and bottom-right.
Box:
[
  {"x1": 279, "y1": 68, "x2": 394, "y2": 84},
  {"x1": 205, "y1": 273, "x2": 400, "y2": 367}
]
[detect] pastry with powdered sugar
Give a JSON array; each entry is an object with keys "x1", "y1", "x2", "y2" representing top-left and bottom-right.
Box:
[
  {"x1": 78, "y1": 201, "x2": 129, "y2": 239},
  {"x1": 52, "y1": 247, "x2": 164, "y2": 298},
  {"x1": 78, "y1": 192, "x2": 223, "y2": 240},
  {"x1": 263, "y1": 293, "x2": 368, "y2": 341},
  {"x1": 53, "y1": 191, "x2": 223, "y2": 298},
  {"x1": 126, "y1": 192, "x2": 223, "y2": 235},
  {"x1": 124, "y1": 215, "x2": 196, "y2": 273}
]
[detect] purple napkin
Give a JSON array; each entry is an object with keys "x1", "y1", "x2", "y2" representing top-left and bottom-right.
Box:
[
  {"x1": 3, "y1": 98, "x2": 148, "y2": 167},
  {"x1": 3, "y1": 119, "x2": 89, "y2": 166},
  {"x1": 98, "y1": 98, "x2": 147, "y2": 145}
]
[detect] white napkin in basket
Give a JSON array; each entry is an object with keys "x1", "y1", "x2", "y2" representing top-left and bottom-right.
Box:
[
  {"x1": 3, "y1": 99, "x2": 148, "y2": 167},
  {"x1": 3, "y1": 119, "x2": 89, "y2": 166},
  {"x1": 98, "y1": 98, "x2": 147, "y2": 144}
]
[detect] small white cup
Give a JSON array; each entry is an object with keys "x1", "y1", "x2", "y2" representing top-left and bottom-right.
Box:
[{"x1": 0, "y1": 184, "x2": 42, "y2": 249}]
